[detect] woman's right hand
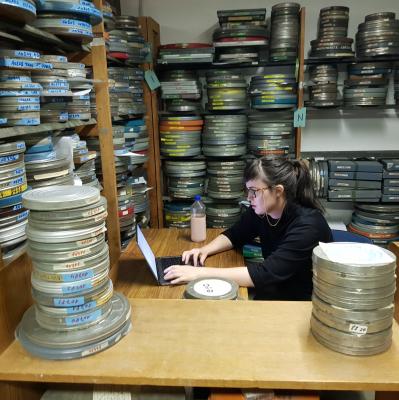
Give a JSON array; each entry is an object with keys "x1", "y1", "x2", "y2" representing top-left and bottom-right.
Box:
[{"x1": 182, "y1": 247, "x2": 209, "y2": 267}]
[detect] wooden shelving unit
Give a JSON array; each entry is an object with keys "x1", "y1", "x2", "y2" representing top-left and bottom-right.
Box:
[
  {"x1": 150, "y1": 8, "x2": 307, "y2": 227},
  {"x1": 138, "y1": 17, "x2": 163, "y2": 228}
]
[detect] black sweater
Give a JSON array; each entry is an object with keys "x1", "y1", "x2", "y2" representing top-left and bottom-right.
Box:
[{"x1": 222, "y1": 202, "x2": 333, "y2": 301}]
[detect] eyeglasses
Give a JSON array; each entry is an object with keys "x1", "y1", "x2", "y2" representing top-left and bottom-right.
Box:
[{"x1": 245, "y1": 187, "x2": 270, "y2": 198}]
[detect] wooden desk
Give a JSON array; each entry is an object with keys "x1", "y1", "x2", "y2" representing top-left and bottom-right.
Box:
[
  {"x1": 116, "y1": 228, "x2": 248, "y2": 299},
  {"x1": 0, "y1": 300, "x2": 399, "y2": 396}
]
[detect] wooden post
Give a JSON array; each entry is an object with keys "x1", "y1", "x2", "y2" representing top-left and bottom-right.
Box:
[
  {"x1": 295, "y1": 7, "x2": 306, "y2": 159},
  {"x1": 91, "y1": 0, "x2": 121, "y2": 272},
  {"x1": 139, "y1": 16, "x2": 163, "y2": 227}
]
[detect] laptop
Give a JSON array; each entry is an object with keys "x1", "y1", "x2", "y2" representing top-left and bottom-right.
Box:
[{"x1": 136, "y1": 225, "x2": 186, "y2": 285}]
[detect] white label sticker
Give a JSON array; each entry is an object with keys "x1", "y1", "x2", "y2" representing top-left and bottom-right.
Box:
[
  {"x1": 349, "y1": 323, "x2": 368, "y2": 336},
  {"x1": 193, "y1": 279, "x2": 232, "y2": 297}
]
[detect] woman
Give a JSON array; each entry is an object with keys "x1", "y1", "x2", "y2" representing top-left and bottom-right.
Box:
[{"x1": 164, "y1": 156, "x2": 333, "y2": 300}]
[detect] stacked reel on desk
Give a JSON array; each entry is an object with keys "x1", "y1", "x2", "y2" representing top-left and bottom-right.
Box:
[
  {"x1": 311, "y1": 243, "x2": 396, "y2": 356},
  {"x1": 17, "y1": 186, "x2": 131, "y2": 360}
]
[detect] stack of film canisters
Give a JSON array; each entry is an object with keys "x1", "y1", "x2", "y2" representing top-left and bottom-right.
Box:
[
  {"x1": 86, "y1": 129, "x2": 137, "y2": 247},
  {"x1": 202, "y1": 115, "x2": 247, "y2": 158},
  {"x1": 33, "y1": 55, "x2": 72, "y2": 124},
  {"x1": 164, "y1": 160, "x2": 206, "y2": 200},
  {"x1": 206, "y1": 203, "x2": 242, "y2": 228},
  {"x1": 0, "y1": 0, "x2": 36, "y2": 24},
  {"x1": 107, "y1": 29, "x2": 128, "y2": 60},
  {"x1": 24, "y1": 133, "x2": 75, "y2": 188},
  {"x1": 122, "y1": 118, "x2": 149, "y2": 155},
  {"x1": 85, "y1": 67, "x2": 98, "y2": 119},
  {"x1": 24, "y1": 134, "x2": 54, "y2": 169},
  {"x1": 102, "y1": 0, "x2": 115, "y2": 31},
  {"x1": 249, "y1": 73, "x2": 297, "y2": 110},
  {"x1": 351, "y1": 203, "x2": 399, "y2": 246},
  {"x1": 269, "y1": 3, "x2": 300, "y2": 62},
  {"x1": 206, "y1": 70, "x2": 247, "y2": 111},
  {"x1": 159, "y1": 115, "x2": 203, "y2": 157},
  {"x1": 61, "y1": 131, "x2": 99, "y2": 188},
  {"x1": 32, "y1": 10, "x2": 94, "y2": 44},
  {"x1": 36, "y1": 0, "x2": 102, "y2": 34},
  {"x1": 117, "y1": 139, "x2": 149, "y2": 164},
  {"x1": 328, "y1": 160, "x2": 382, "y2": 202},
  {"x1": 0, "y1": 50, "x2": 53, "y2": 126},
  {"x1": 160, "y1": 70, "x2": 202, "y2": 113},
  {"x1": 307, "y1": 159, "x2": 329, "y2": 199},
  {"x1": 164, "y1": 202, "x2": 191, "y2": 228},
  {"x1": 247, "y1": 114, "x2": 295, "y2": 156},
  {"x1": 17, "y1": 186, "x2": 131, "y2": 360},
  {"x1": 108, "y1": 67, "x2": 145, "y2": 117},
  {"x1": 115, "y1": 16, "x2": 147, "y2": 64},
  {"x1": 25, "y1": 150, "x2": 73, "y2": 189},
  {"x1": 116, "y1": 182, "x2": 137, "y2": 249},
  {"x1": 67, "y1": 62, "x2": 93, "y2": 122},
  {"x1": 309, "y1": 6, "x2": 354, "y2": 59},
  {"x1": 356, "y1": 12, "x2": 399, "y2": 58},
  {"x1": 214, "y1": 8, "x2": 268, "y2": 64},
  {"x1": 308, "y1": 64, "x2": 340, "y2": 107},
  {"x1": 126, "y1": 68, "x2": 145, "y2": 115},
  {"x1": 0, "y1": 141, "x2": 29, "y2": 266},
  {"x1": 311, "y1": 243, "x2": 396, "y2": 356},
  {"x1": 158, "y1": 43, "x2": 214, "y2": 65},
  {"x1": 115, "y1": 123, "x2": 149, "y2": 242},
  {"x1": 206, "y1": 159, "x2": 245, "y2": 201},
  {"x1": 344, "y1": 62, "x2": 389, "y2": 107},
  {"x1": 381, "y1": 159, "x2": 399, "y2": 202},
  {"x1": 183, "y1": 277, "x2": 239, "y2": 300}
]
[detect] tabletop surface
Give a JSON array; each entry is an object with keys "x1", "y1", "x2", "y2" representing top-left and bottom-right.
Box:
[
  {"x1": 0, "y1": 299, "x2": 399, "y2": 391},
  {"x1": 116, "y1": 228, "x2": 248, "y2": 299}
]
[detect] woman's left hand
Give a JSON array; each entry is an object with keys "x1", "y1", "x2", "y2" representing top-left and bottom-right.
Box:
[{"x1": 163, "y1": 264, "x2": 203, "y2": 285}]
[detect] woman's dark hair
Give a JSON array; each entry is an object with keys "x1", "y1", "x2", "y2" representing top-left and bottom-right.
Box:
[{"x1": 244, "y1": 156, "x2": 323, "y2": 212}]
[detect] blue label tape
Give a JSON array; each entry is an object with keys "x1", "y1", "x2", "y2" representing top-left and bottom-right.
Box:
[
  {"x1": 0, "y1": 59, "x2": 52, "y2": 70},
  {"x1": 65, "y1": 309, "x2": 101, "y2": 326},
  {"x1": 67, "y1": 299, "x2": 97, "y2": 314},
  {"x1": 0, "y1": 90, "x2": 41, "y2": 96},
  {"x1": 16, "y1": 210, "x2": 29, "y2": 221},
  {"x1": 17, "y1": 104, "x2": 40, "y2": 111},
  {"x1": 2, "y1": 0, "x2": 36, "y2": 13},
  {"x1": 14, "y1": 118, "x2": 40, "y2": 126},
  {"x1": 14, "y1": 50, "x2": 40, "y2": 59},
  {"x1": 54, "y1": 296, "x2": 85, "y2": 307},
  {"x1": 62, "y1": 282, "x2": 93, "y2": 294},
  {"x1": 63, "y1": 269, "x2": 94, "y2": 283},
  {"x1": 17, "y1": 97, "x2": 40, "y2": 103}
]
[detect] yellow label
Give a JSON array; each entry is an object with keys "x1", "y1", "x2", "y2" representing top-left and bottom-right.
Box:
[{"x1": 0, "y1": 183, "x2": 27, "y2": 199}]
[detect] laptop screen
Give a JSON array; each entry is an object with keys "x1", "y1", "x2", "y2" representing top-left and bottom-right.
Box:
[{"x1": 136, "y1": 225, "x2": 158, "y2": 280}]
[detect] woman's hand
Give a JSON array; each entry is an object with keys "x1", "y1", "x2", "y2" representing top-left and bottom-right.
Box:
[
  {"x1": 163, "y1": 264, "x2": 203, "y2": 285},
  {"x1": 182, "y1": 248, "x2": 209, "y2": 266}
]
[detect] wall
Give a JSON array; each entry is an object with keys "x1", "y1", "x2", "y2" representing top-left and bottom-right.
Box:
[{"x1": 121, "y1": 0, "x2": 399, "y2": 154}]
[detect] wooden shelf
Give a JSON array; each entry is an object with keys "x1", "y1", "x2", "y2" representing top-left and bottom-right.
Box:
[
  {"x1": 0, "y1": 21, "x2": 90, "y2": 53},
  {"x1": 157, "y1": 60, "x2": 297, "y2": 70},
  {"x1": 0, "y1": 119, "x2": 97, "y2": 139},
  {"x1": 305, "y1": 55, "x2": 399, "y2": 65},
  {"x1": 306, "y1": 105, "x2": 399, "y2": 119}
]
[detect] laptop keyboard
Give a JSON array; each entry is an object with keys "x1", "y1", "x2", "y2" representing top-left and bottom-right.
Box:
[{"x1": 159, "y1": 256, "x2": 182, "y2": 270}]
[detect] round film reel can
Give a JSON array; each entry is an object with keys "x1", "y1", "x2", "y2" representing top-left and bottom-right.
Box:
[{"x1": 183, "y1": 277, "x2": 238, "y2": 300}]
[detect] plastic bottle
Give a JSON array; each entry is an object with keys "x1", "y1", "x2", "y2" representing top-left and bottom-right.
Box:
[{"x1": 191, "y1": 195, "x2": 206, "y2": 242}]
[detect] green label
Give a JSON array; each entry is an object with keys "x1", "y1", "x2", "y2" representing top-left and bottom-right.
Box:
[
  {"x1": 294, "y1": 107, "x2": 306, "y2": 128},
  {"x1": 145, "y1": 70, "x2": 161, "y2": 91}
]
